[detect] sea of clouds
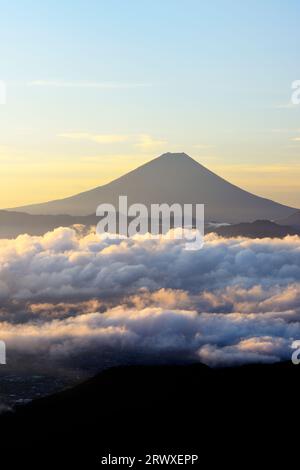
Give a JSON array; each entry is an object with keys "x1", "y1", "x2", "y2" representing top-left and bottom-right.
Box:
[{"x1": 0, "y1": 226, "x2": 300, "y2": 369}]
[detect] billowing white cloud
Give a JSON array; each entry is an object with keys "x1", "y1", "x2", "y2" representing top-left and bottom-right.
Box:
[{"x1": 0, "y1": 227, "x2": 300, "y2": 368}]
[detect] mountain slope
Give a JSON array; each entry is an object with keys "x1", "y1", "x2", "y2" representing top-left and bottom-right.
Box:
[
  {"x1": 0, "y1": 362, "x2": 299, "y2": 465},
  {"x1": 11, "y1": 152, "x2": 296, "y2": 223},
  {"x1": 278, "y1": 209, "x2": 300, "y2": 227}
]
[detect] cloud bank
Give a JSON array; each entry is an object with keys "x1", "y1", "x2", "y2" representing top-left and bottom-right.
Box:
[{"x1": 0, "y1": 227, "x2": 300, "y2": 368}]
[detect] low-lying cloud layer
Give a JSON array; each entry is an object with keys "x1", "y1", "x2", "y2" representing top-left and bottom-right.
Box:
[{"x1": 0, "y1": 227, "x2": 300, "y2": 368}]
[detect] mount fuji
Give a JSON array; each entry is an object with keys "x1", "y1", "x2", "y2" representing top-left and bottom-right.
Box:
[{"x1": 10, "y1": 152, "x2": 296, "y2": 223}]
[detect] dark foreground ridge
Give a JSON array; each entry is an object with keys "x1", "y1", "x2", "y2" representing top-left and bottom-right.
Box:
[
  {"x1": 212, "y1": 219, "x2": 300, "y2": 238},
  {"x1": 1, "y1": 210, "x2": 300, "y2": 239},
  {"x1": 0, "y1": 361, "x2": 299, "y2": 466}
]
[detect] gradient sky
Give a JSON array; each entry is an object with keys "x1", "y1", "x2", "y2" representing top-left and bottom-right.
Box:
[{"x1": 0, "y1": 0, "x2": 300, "y2": 208}]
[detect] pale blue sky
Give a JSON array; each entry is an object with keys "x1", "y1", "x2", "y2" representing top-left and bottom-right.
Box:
[{"x1": 0, "y1": 0, "x2": 300, "y2": 207}]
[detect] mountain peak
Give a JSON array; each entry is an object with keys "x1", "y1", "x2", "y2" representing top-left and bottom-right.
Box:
[
  {"x1": 159, "y1": 152, "x2": 194, "y2": 161},
  {"x1": 160, "y1": 152, "x2": 190, "y2": 157},
  {"x1": 152, "y1": 151, "x2": 201, "y2": 169}
]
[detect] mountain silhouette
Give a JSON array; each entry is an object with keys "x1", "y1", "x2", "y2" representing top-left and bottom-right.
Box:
[
  {"x1": 10, "y1": 152, "x2": 296, "y2": 223},
  {"x1": 0, "y1": 210, "x2": 98, "y2": 238},
  {"x1": 0, "y1": 362, "x2": 298, "y2": 466},
  {"x1": 212, "y1": 219, "x2": 300, "y2": 238},
  {"x1": 278, "y1": 209, "x2": 300, "y2": 227}
]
